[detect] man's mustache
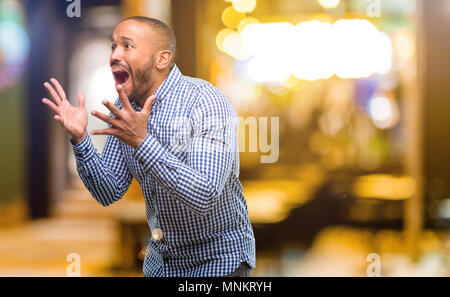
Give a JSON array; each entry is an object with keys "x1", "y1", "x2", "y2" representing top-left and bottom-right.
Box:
[{"x1": 110, "y1": 61, "x2": 132, "y2": 75}]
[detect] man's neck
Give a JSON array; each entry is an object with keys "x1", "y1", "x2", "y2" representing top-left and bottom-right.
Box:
[{"x1": 136, "y1": 68, "x2": 171, "y2": 107}]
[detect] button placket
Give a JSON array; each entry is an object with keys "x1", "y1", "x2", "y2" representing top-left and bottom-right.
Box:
[{"x1": 144, "y1": 176, "x2": 156, "y2": 215}]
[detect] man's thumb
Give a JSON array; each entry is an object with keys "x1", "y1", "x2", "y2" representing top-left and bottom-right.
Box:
[{"x1": 143, "y1": 95, "x2": 156, "y2": 113}]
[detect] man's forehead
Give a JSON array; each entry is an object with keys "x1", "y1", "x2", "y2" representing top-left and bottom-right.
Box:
[{"x1": 112, "y1": 20, "x2": 155, "y2": 42}]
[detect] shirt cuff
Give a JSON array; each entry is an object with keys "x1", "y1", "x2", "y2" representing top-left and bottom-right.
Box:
[
  {"x1": 133, "y1": 134, "x2": 166, "y2": 171},
  {"x1": 71, "y1": 133, "x2": 96, "y2": 162}
]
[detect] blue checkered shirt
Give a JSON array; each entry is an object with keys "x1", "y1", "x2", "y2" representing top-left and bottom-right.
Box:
[{"x1": 71, "y1": 64, "x2": 256, "y2": 276}]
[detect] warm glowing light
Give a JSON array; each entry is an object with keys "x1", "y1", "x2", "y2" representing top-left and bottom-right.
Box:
[
  {"x1": 244, "y1": 179, "x2": 313, "y2": 223},
  {"x1": 281, "y1": 75, "x2": 301, "y2": 89},
  {"x1": 242, "y1": 22, "x2": 294, "y2": 82},
  {"x1": 333, "y1": 19, "x2": 392, "y2": 79},
  {"x1": 220, "y1": 75, "x2": 262, "y2": 109},
  {"x1": 221, "y1": 6, "x2": 246, "y2": 29},
  {"x1": 368, "y1": 95, "x2": 399, "y2": 129},
  {"x1": 374, "y1": 33, "x2": 393, "y2": 75},
  {"x1": 223, "y1": 31, "x2": 251, "y2": 60},
  {"x1": 394, "y1": 32, "x2": 415, "y2": 60},
  {"x1": 246, "y1": 190, "x2": 288, "y2": 223},
  {"x1": 311, "y1": 13, "x2": 334, "y2": 23},
  {"x1": 247, "y1": 57, "x2": 290, "y2": 82},
  {"x1": 241, "y1": 22, "x2": 294, "y2": 57},
  {"x1": 369, "y1": 96, "x2": 392, "y2": 122},
  {"x1": 292, "y1": 20, "x2": 335, "y2": 81},
  {"x1": 232, "y1": 0, "x2": 257, "y2": 13},
  {"x1": 216, "y1": 28, "x2": 235, "y2": 53},
  {"x1": 318, "y1": 0, "x2": 340, "y2": 9},
  {"x1": 224, "y1": 19, "x2": 392, "y2": 82},
  {"x1": 353, "y1": 174, "x2": 416, "y2": 200},
  {"x1": 265, "y1": 84, "x2": 290, "y2": 96},
  {"x1": 237, "y1": 17, "x2": 259, "y2": 33}
]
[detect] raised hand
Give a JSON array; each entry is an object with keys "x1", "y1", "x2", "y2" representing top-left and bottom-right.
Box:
[
  {"x1": 42, "y1": 78, "x2": 88, "y2": 145},
  {"x1": 90, "y1": 84, "x2": 156, "y2": 148}
]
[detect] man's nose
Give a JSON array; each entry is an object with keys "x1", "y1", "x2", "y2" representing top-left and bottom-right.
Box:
[{"x1": 110, "y1": 49, "x2": 124, "y2": 65}]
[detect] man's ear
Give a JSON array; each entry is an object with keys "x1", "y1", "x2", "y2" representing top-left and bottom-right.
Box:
[{"x1": 155, "y1": 50, "x2": 172, "y2": 70}]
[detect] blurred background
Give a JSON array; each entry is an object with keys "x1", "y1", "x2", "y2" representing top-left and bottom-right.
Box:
[{"x1": 0, "y1": 0, "x2": 449, "y2": 276}]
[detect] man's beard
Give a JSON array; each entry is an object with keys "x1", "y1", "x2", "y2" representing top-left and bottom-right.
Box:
[{"x1": 128, "y1": 55, "x2": 155, "y2": 104}]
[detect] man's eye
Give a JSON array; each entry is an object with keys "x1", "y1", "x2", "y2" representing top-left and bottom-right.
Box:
[
  {"x1": 125, "y1": 44, "x2": 132, "y2": 49},
  {"x1": 111, "y1": 44, "x2": 116, "y2": 51}
]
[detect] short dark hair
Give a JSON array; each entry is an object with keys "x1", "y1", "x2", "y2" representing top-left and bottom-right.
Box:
[{"x1": 124, "y1": 16, "x2": 176, "y2": 69}]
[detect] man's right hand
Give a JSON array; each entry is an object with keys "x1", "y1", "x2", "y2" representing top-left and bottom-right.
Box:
[{"x1": 42, "y1": 78, "x2": 88, "y2": 145}]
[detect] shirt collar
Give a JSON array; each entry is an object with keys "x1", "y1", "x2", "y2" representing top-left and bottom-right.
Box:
[{"x1": 130, "y1": 64, "x2": 183, "y2": 111}]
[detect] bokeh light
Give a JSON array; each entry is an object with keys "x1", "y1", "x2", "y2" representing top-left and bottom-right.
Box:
[
  {"x1": 237, "y1": 17, "x2": 259, "y2": 33},
  {"x1": 368, "y1": 94, "x2": 399, "y2": 129},
  {"x1": 236, "y1": 19, "x2": 393, "y2": 82},
  {"x1": 216, "y1": 28, "x2": 236, "y2": 53},
  {"x1": 0, "y1": 0, "x2": 29, "y2": 89},
  {"x1": 332, "y1": 19, "x2": 392, "y2": 79},
  {"x1": 318, "y1": 0, "x2": 340, "y2": 9},
  {"x1": 291, "y1": 20, "x2": 335, "y2": 81},
  {"x1": 223, "y1": 31, "x2": 251, "y2": 61},
  {"x1": 241, "y1": 22, "x2": 294, "y2": 82},
  {"x1": 0, "y1": 20, "x2": 29, "y2": 64},
  {"x1": 232, "y1": 0, "x2": 257, "y2": 13},
  {"x1": 394, "y1": 31, "x2": 415, "y2": 61},
  {"x1": 353, "y1": 174, "x2": 416, "y2": 200},
  {"x1": 221, "y1": 6, "x2": 246, "y2": 29}
]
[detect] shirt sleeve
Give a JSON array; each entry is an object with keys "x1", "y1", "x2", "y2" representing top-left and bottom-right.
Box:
[
  {"x1": 133, "y1": 88, "x2": 238, "y2": 216},
  {"x1": 72, "y1": 104, "x2": 133, "y2": 206}
]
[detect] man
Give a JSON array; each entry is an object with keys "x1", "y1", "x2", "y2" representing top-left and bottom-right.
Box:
[{"x1": 42, "y1": 16, "x2": 255, "y2": 277}]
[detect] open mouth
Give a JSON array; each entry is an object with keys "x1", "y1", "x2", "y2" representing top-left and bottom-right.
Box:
[{"x1": 112, "y1": 66, "x2": 130, "y2": 87}]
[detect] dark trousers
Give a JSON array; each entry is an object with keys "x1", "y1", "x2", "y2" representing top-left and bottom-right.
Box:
[{"x1": 225, "y1": 262, "x2": 253, "y2": 277}]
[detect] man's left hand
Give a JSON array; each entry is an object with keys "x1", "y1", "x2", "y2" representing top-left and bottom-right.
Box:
[{"x1": 91, "y1": 84, "x2": 156, "y2": 148}]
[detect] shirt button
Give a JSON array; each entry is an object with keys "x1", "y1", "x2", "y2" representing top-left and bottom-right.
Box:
[
  {"x1": 152, "y1": 228, "x2": 163, "y2": 240},
  {"x1": 151, "y1": 189, "x2": 156, "y2": 196}
]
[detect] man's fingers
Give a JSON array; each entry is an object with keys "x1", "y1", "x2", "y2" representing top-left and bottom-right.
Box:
[
  {"x1": 90, "y1": 128, "x2": 117, "y2": 136},
  {"x1": 43, "y1": 82, "x2": 62, "y2": 105},
  {"x1": 91, "y1": 110, "x2": 118, "y2": 127},
  {"x1": 54, "y1": 115, "x2": 64, "y2": 126},
  {"x1": 78, "y1": 92, "x2": 86, "y2": 108},
  {"x1": 50, "y1": 78, "x2": 67, "y2": 102},
  {"x1": 143, "y1": 95, "x2": 157, "y2": 114},
  {"x1": 116, "y1": 85, "x2": 132, "y2": 110},
  {"x1": 42, "y1": 98, "x2": 60, "y2": 115},
  {"x1": 102, "y1": 99, "x2": 121, "y2": 117}
]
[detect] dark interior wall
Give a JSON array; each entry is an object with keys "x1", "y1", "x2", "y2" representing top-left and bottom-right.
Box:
[
  {"x1": 25, "y1": 1, "x2": 59, "y2": 218},
  {"x1": 420, "y1": 0, "x2": 450, "y2": 217},
  {"x1": 171, "y1": 0, "x2": 198, "y2": 77},
  {"x1": 416, "y1": 0, "x2": 450, "y2": 227}
]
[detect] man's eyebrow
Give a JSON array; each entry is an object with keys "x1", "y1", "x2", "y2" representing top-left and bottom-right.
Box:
[
  {"x1": 110, "y1": 35, "x2": 135, "y2": 43},
  {"x1": 120, "y1": 36, "x2": 135, "y2": 42}
]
